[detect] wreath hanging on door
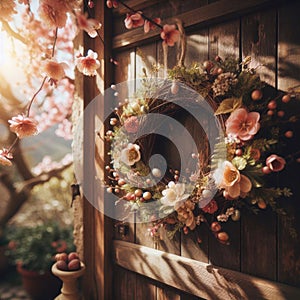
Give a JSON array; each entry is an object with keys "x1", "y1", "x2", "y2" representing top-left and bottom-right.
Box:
[{"x1": 106, "y1": 53, "x2": 299, "y2": 244}]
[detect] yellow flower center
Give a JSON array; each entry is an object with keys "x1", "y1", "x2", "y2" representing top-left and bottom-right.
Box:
[{"x1": 128, "y1": 149, "x2": 138, "y2": 161}]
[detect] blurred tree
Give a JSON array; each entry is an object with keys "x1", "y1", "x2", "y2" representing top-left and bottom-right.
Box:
[{"x1": 0, "y1": 0, "x2": 77, "y2": 231}]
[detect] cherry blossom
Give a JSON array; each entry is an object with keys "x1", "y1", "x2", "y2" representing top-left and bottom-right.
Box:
[
  {"x1": 43, "y1": 59, "x2": 68, "y2": 81},
  {"x1": 124, "y1": 12, "x2": 144, "y2": 29},
  {"x1": 144, "y1": 18, "x2": 161, "y2": 33},
  {"x1": 120, "y1": 143, "x2": 141, "y2": 166},
  {"x1": 76, "y1": 13, "x2": 102, "y2": 38},
  {"x1": 8, "y1": 115, "x2": 39, "y2": 139},
  {"x1": 76, "y1": 50, "x2": 100, "y2": 76},
  {"x1": 0, "y1": 149, "x2": 13, "y2": 167},
  {"x1": 38, "y1": 0, "x2": 68, "y2": 28},
  {"x1": 266, "y1": 154, "x2": 286, "y2": 172},
  {"x1": 225, "y1": 108, "x2": 260, "y2": 141},
  {"x1": 0, "y1": 0, "x2": 17, "y2": 21},
  {"x1": 160, "y1": 24, "x2": 180, "y2": 46}
]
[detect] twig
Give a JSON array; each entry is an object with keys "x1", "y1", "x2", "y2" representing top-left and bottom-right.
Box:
[{"x1": 118, "y1": 0, "x2": 163, "y2": 29}]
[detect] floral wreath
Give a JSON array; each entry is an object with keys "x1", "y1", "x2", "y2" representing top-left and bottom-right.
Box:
[{"x1": 106, "y1": 48, "x2": 300, "y2": 244}]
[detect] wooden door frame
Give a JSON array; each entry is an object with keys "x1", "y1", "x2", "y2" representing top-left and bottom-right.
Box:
[
  {"x1": 81, "y1": 0, "x2": 300, "y2": 299},
  {"x1": 81, "y1": 1, "x2": 114, "y2": 299}
]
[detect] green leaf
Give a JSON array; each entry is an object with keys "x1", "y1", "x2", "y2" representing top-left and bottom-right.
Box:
[
  {"x1": 232, "y1": 156, "x2": 247, "y2": 170},
  {"x1": 214, "y1": 97, "x2": 242, "y2": 115}
]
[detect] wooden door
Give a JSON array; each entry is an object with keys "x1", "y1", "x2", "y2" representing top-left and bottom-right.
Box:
[{"x1": 82, "y1": 0, "x2": 300, "y2": 299}]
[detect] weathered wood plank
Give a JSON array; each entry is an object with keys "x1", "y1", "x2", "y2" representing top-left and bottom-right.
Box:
[
  {"x1": 114, "y1": 49, "x2": 136, "y2": 101},
  {"x1": 209, "y1": 19, "x2": 240, "y2": 60},
  {"x1": 114, "y1": 240, "x2": 300, "y2": 300},
  {"x1": 278, "y1": 1, "x2": 300, "y2": 91},
  {"x1": 185, "y1": 30, "x2": 209, "y2": 66},
  {"x1": 82, "y1": 1, "x2": 114, "y2": 300},
  {"x1": 240, "y1": 8, "x2": 277, "y2": 281},
  {"x1": 242, "y1": 9, "x2": 277, "y2": 86},
  {"x1": 113, "y1": 0, "x2": 288, "y2": 49},
  {"x1": 207, "y1": 19, "x2": 241, "y2": 271},
  {"x1": 277, "y1": 0, "x2": 300, "y2": 287}
]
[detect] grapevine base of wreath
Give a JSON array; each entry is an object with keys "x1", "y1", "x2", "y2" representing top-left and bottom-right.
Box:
[{"x1": 103, "y1": 56, "x2": 299, "y2": 245}]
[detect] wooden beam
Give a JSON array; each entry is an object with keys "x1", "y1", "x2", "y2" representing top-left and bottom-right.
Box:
[
  {"x1": 113, "y1": 0, "x2": 289, "y2": 50},
  {"x1": 113, "y1": 0, "x2": 162, "y2": 16},
  {"x1": 82, "y1": 0, "x2": 114, "y2": 299},
  {"x1": 114, "y1": 240, "x2": 300, "y2": 300}
]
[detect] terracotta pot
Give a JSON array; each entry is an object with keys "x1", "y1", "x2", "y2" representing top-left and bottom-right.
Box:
[{"x1": 17, "y1": 264, "x2": 62, "y2": 300}]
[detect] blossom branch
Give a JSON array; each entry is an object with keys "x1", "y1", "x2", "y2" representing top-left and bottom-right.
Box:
[
  {"x1": 0, "y1": 20, "x2": 28, "y2": 44},
  {"x1": 118, "y1": 0, "x2": 163, "y2": 29}
]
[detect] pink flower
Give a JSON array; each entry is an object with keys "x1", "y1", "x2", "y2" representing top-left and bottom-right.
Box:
[
  {"x1": 43, "y1": 59, "x2": 67, "y2": 81},
  {"x1": 266, "y1": 154, "x2": 286, "y2": 172},
  {"x1": 76, "y1": 13, "x2": 102, "y2": 38},
  {"x1": 160, "y1": 24, "x2": 180, "y2": 47},
  {"x1": 38, "y1": 0, "x2": 68, "y2": 28},
  {"x1": 124, "y1": 116, "x2": 139, "y2": 133},
  {"x1": 0, "y1": 0, "x2": 17, "y2": 21},
  {"x1": 144, "y1": 18, "x2": 161, "y2": 33},
  {"x1": 0, "y1": 148, "x2": 13, "y2": 166},
  {"x1": 225, "y1": 108, "x2": 260, "y2": 141},
  {"x1": 214, "y1": 161, "x2": 252, "y2": 199},
  {"x1": 76, "y1": 50, "x2": 100, "y2": 76},
  {"x1": 124, "y1": 12, "x2": 144, "y2": 29},
  {"x1": 202, "y1": 199, "x2": 218, "y2": 214},
  {"x1": 8, "y1": 115, "x2": 39, "y2": 139}
]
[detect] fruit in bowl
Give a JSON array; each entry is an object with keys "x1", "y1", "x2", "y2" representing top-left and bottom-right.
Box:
[{"x1": 55, "y1": 252, "x2": 81, "y2": 271}]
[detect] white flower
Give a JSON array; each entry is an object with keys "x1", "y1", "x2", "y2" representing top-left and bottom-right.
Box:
[
  {"x1": 120, "y1": 143, "x2": 141, "y2": 166},
  {"x1": 160, "y1": 181, "x2": 190, "y2": 209}
]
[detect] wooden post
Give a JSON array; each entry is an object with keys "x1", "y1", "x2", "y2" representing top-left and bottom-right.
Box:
[{"x1": 82, "y1": 1, "x2": 114, "y2": 299}]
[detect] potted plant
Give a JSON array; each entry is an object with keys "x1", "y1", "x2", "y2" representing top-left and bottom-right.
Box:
[{"x1": 6, "y1": 222, "x2": 75, "y2": 300}]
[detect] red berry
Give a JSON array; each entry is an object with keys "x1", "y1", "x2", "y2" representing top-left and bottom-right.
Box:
[
  {"x1": 282, "y1": 94, "x2": 291, "y2": 103},
  {"x1": 251, "y1": 90, "x2": 263, "y2": 101},
  {"x1": 262, "y1": 166, "x2": 271, "y2": 174},
  {"x1": 211, "y1": 222, "x2": 221, "y2": 232},
  {"x1": 277, "y1": 110, "x2": 285, "y2": 117},
  {"x1": 68, "y1": 259, "x2": 81, "y2": 271},
  {"x1": 267, "y1": 100, "x2": 277, "y2": 110},
  {"x1": 235, "y1": 149, "x2": 243, "y2": 156},
  {"x1": 217, "y1": 231, "x2": 229, "y2": 243},
  {"x1": 203, "y1": 60, "x2": 214, "y2": 72},
  {"x1": 285, "y1": 131, "x2": 293, "y2": 138},
  {"x1": 88, "y1": 0, "x2": 94, "y2": 8},
  {"x1": 267, "y1": 110, "x2": 274, "y2": 116},
  {"x1": 68, "y1": 252, "x2": 79, "y2": 262}
]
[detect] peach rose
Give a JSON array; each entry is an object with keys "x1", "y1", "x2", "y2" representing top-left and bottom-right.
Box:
[{"x1": 214, "y1": 161, "x2": 252, "y2": 199}]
